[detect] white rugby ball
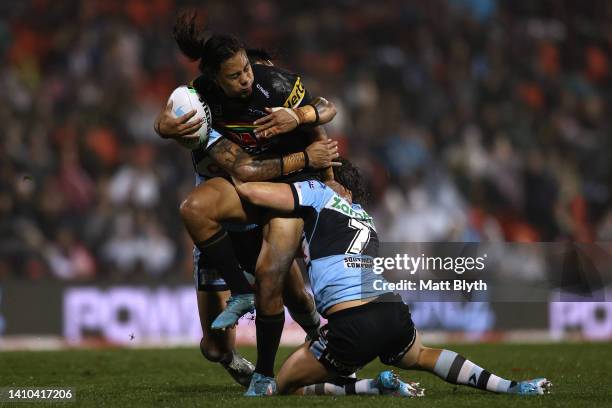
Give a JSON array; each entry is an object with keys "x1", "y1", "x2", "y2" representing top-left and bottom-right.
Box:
[{"x1": 167, "y1": 85, "x2": 212, "y2": 150}]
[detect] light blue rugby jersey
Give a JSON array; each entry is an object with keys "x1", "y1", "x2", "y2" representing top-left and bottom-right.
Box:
[{"x1": 290, "y1": 180, "x2": 392, "y2": 315}]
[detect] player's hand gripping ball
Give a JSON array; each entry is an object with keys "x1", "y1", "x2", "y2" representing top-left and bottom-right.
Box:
[{"x1": 165, "y1": 85, "x2": 212, "y2": 149}]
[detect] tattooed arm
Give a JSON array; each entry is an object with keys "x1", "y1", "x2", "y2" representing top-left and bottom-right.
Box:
[{"x1": 209, "y1": 137, "x2": 339, "y2": 182}]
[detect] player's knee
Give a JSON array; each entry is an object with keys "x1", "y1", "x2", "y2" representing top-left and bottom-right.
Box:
[
  {"x1": 199, "y1": 337, "x2": 225, "y2": 363},
  {"x1": 406, "y1": 345, "x2": 425, "y2": 368},
  {"x1": 255, "y1": 262, "x2": 283, "y2": 289},
  {"x1": 254, "y1": 276, "x2": 285, "y2": 313},
  {"x1": 277, "y1": 382, "x2": 297, "y2": 395},
  {"x1": 259, "y1": 254, "x2": 293, "y2": 282},
  {"x1": 397, "y1": 335, "x2": 425, "y2": 369},
  {"x1": 255, "y1": 270, "x2": 283, "y2": 299},
  {"x1": 180, "y1": 194, "x2": 204, "y2": 221},
  {"x1": 180, "y1": 189, "x2": 219, "y2": 224},
  {"x1": 275, "y1": 368, "x2": 300, "y2": 395},
  {"x1": 283, "y1": 287, "x2": 312, "y2": 313}
]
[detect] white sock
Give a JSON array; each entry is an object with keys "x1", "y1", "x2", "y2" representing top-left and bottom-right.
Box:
[{"x1": 303, "y1": 379, "x2": 379, "y2": 395}]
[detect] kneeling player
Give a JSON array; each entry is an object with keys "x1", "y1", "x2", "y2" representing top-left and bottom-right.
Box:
[{"x1": 232, "y1": 159, "x2": 552, "y2": 397}]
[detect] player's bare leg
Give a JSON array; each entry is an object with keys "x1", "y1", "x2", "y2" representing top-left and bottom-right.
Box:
[
  {"x1": 275, "y1": 342, "x2": 421, "y2": 397},
  {"x1": 252, "y1": 218, "x2": 303, "y2": 366},
  {"x1": 276, "y1": 343, "x2": 335, "y2": 395},
  {"x1": 181, "y1": 178, "x2": 256, "y2": 324},
  {"x1": 396, "y1": 331, "x2": 551, "y2": 395},
  {"x1": 283, "y1": 261, "x2": 320, "y2": 340},
  {"x1": 245, "y1": 217, "x2": 305, "y2": 395},
  {"x1": 197, "y1": 290, "x2": 234, "y2": 361},
  {"x1": 182, "y1": 178, "x2": 319, "y2": 331},
  {"x1": 196, "y1": 290, "x2": 254, "y2": 387}
]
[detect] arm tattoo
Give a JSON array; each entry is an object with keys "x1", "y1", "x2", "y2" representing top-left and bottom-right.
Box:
[
  {"x1": 282, "y1": 152, "x2": 306, "y2": 175},
  {"x1": 208, "y1": 137, "x2": 239, "y2": 172},
  {"x1": 209, "y1": 137, "x2": 284, "y2": 181},
  {"x1": 235, "y1": 151, "x2": 283, "y2": 181}
]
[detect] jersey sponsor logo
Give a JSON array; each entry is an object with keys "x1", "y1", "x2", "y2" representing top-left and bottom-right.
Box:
[
  {"x1": 325, "y1": 195, "x2": 374, "y2": 225},
  {"x1": 256, "y1": 83, "x2": 270, "y2": 99},
  {"x1": 283, "y1": 77, "x2": 306, "y2": 108},
  {"x1": 343, "y1": 256, "x2": 374, "y2": 269}
]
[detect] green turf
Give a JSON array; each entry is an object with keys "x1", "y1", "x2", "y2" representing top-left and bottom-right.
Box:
[{"x1": 0, "y1": 343, "x2": 610, "y2": 407}]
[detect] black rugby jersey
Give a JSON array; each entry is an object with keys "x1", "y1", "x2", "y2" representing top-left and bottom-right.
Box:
[{"x1": 192, "y1": 64, "x2": 314, "y2": 151}]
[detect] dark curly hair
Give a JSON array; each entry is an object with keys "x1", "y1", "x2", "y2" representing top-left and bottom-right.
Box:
[{"x1": 332, "y1": 157, "x2": 370, "y2": 205}]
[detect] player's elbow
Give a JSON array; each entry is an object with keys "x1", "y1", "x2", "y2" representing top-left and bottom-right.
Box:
[
  {"x1": 324, "y1": 100, "x2": 337, "y2": 121},
  {"x1": 317, "y1": 99, "x2": 337, "y2": 124}
]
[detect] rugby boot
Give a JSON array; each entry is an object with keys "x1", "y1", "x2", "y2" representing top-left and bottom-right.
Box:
[
  {"x1": 244, "y1": 372, "x2": 276, "y2": 396},
  {"x1": 220, "y1": 351, "x2": 255, "y2": 388},
  {"x1": 374, "y1": 370, "x2": 425, "y2": 397},
  {"x1": 211, "y1": 294, "x2": 255, "y2": 330},
  {"x1": 508, "y1": 378, "x2": 552, "y2": 395}
]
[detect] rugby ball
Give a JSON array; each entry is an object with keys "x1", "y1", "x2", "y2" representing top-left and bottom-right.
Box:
[{"x1": 167, "y1": 85, "x2": 212, "y2": 150}]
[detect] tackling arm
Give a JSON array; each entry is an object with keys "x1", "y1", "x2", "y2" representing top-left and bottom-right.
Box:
[
  {"x1": 208, "y1": 137, "x2": 339, "y2": 182},
  {"x1": 233, "y1": 181, "x2": 296, "y2": 213}
]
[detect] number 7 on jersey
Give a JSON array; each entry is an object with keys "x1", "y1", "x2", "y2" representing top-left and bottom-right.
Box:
[{"x1": 346, "y1": 218, "x2": 372, "y2": 255}]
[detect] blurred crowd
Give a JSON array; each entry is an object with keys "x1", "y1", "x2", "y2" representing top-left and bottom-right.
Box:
[{"x1": 0, "y1": 0, "x2": 610, "y2": 281}]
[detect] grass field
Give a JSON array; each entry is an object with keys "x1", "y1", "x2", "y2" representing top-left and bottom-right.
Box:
[{"x1": 1, "y1": 343, "x2": 611, "y2": 407}]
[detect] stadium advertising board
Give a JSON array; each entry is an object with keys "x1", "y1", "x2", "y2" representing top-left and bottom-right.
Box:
[{"x1": 0, "y1": 282, "x2": 611, "y2": 345}]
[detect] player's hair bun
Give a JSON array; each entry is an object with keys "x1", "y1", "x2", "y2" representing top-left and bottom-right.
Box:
[
  {"x1": 173, "y1": 11, "x2": 246, "y2": 76},
  {"x1": 173, "y1": 11, "x2": 206, "y2": 61}
]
